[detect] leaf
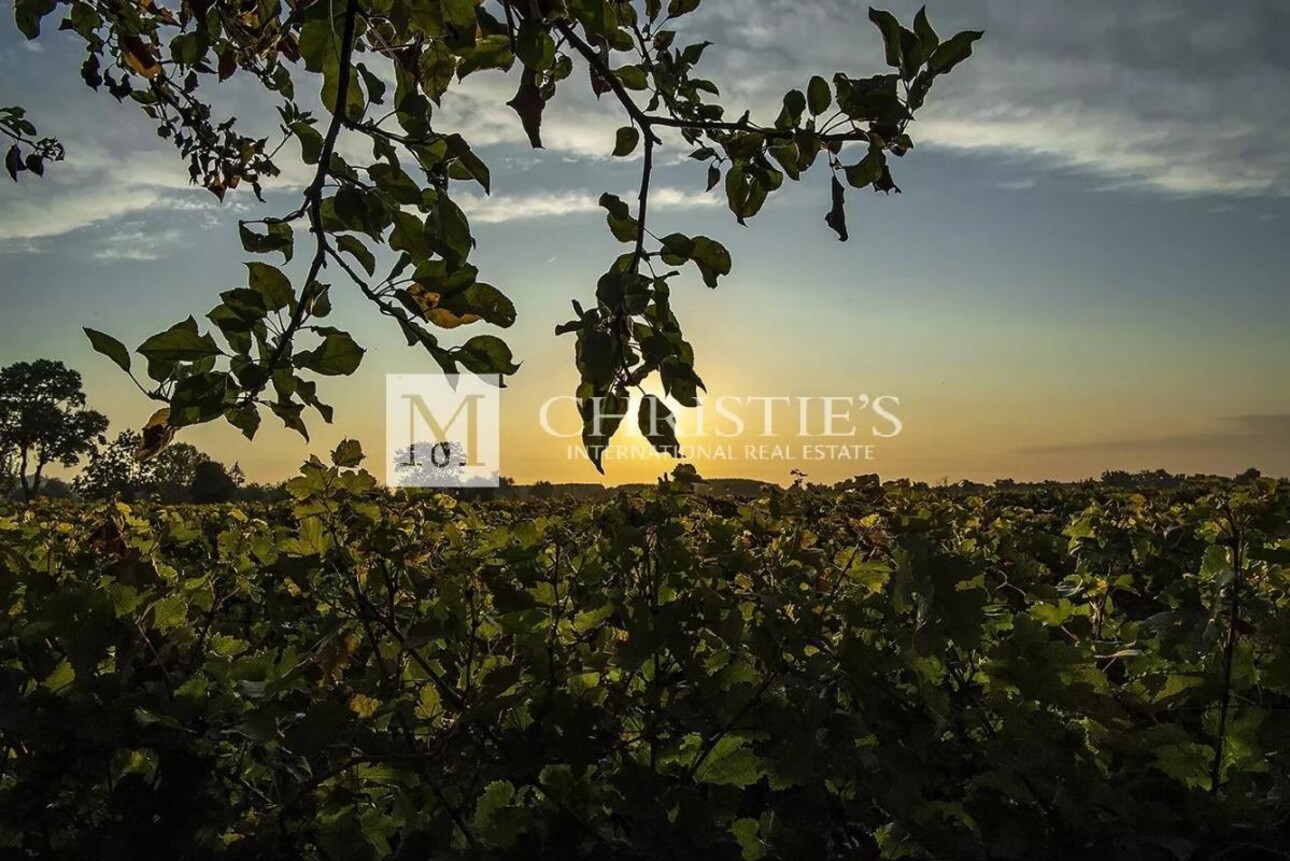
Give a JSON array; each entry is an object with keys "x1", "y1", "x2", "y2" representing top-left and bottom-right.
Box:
[
  {"x1": 407, "y1": 282, "x2": 517, "y2": 329},
  {"x1": 516, "y1": 20, "x2": 556, "y2": 71},
  {"x1": 696, "y1": 737, "x2": 763, "y2": 787},
  {"x1": 153, "y1": 594, "x2": 188, "y2": 632},
  {"x1": 927, "y1": 30, "x2": 984, "y2": 76},
  {"x1": 825, "y1": 175, "x2": 848, "y2": 241},
  {"x1": 458, "y1": 34, "x2": 514, "y2": 79},
  {"x1": 637, "y1": 394, "x2": 680, "y2": 454},
  {"x1": 615, "y1": 65, "x2": 648, "y2": 90},
  {"x1": 239, "y1": 222, "x2": 294, "y2": 263},
  {"x1": 169, "y1": 371, "x2": 230, "y2": 427},
  {"x1": 14, "y1": 0, "x2": 57, "y2": 39},
  {"x1": 580, "y1": 388, "x2": 628, "y2": 473},
  {"x1": 600, "y1": 193, "x2": 639, "y2": 243},
  {"x1": 457, "y1": 335, "x2": 519, "y2": 375},
  {"x1": 689, "y1": 236, "x2": 731, "y2": 288},
  {"x1": 347, "y1": 693, "x2": 380, "y2": 719},
  {"x1": 841, "y1": 556, "x2": 891, "y2": 594},
  {"x1": 868, "y1": 8, "x2": 904, "y2": 70},
  {"x1": 136, "y1": 408, "x2": 176, "y2": 461},
  {"x1": 807, "y1": 75, "x2": 831, "y2": 116},
  {"x1": 137, "y1": 324, "x2": 221, "y2": 363},
  {"x1": 300, "y1": 331, "x2": 365, "y2": 376},
  {"x1": 913, "y1": 6, "x2": 940, "y2": 55},
  {"x1": 246, "y1": 262, "x2": 294, "y2": 311},
  {"x1": 419, "y1": 41, "x2": 457, "y2": 102},
  {"x1": 333, "y1": 439, "x2": 364, "y2": 467},
  {"x1": 84, "y1": 327, "x2": 131, "y2": 373},
  {"x1": 292, "y1": 122, "x2": 324, "y2": 165},
  {"x1": 844, "y1": 143, "x2": 885, "y2": 189},
  {"x1": 336, "y1": 235, "x2": 375, "y2": 276},
  {"x1": 225, "y1": 405, "x2": 261, "y2": 440},
  {"x1": 121, "y1": 35, "x2": 161, "y2": 78},
  {"x1": 613, "y1": 126, "x2": 641, "y2": 157},
  {"x1": 731, "y1": 819, "x2": 766, "y2": 861},
  {"x1": 5, "y1": 145, "x2": 22, "y2": 181},
  {"x1": 40, "y1": 660, "x2": 76, "y2": 692},
  {"x1": 506, "y1": 67, "x2": 546, "y2": 149}
]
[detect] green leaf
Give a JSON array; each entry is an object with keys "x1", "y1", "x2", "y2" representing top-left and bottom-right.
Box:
[
  {"x1": 457, "y1": 335, "x2": 520, "y2": 375},
  {"x1": 927, "y1": 30, "x2": 984, "y2": 76},
  {"x1": 225, "y1": 405, "x2": 261, "y2": 440},
  {"x1": 239, "y1": 221, "x2": 294, "y2": 262},
  {"x1": 825, "y1": 175, "x2": 848, "y2": 242},
  {"x1": 153, "y1": 594, "x2": 188, "y2": 632},
  {"x1": 868, "y1": 8, "x2": 904, "y2": 69},
  {"x1": 431, "y1": 283, "x2": 517, "y2": 329},
  {"x1": 332, "y1": 438, "x2": 364, "y2": 467},
  {"x1": 292, "y1": 121, "x2": 324, "y2": 165},
  {"x1": 807, "y1": 75, "x2": 831, "y2": 116},
  {"x1": 336, "y1": 235, "x2": 376, "y2": 276},
  {"x1": 600, "y1": 193, "x2": 638, "y2": 243},
  {"x1": 696, "y1": 737, "x2": 763, "y2": 787},
  {"x1": 170, "y1": 371, "x2": 230, "y2": 426},
  {"x1": 638, "y1": 394, "x2": 680, "y2": 454},
  {"x1": 246, "y1": 262, "x2": 294, "y2": 311},
  {"x1": 84, "y1": 327, "x2": 131, "y2": 373},
  {"x1": 14, "y1": 0, "x2": 57, "y2": 39},
  {"x1": 516, "y1": 20, "x2": 556, "y2": 71},
  {"x1": 300, "y1": 331, "x2": 365, "y2": 376},
  {"x1": 138, "y1": 323, "x2": 222, "y2": 363},
  {"x1": 615, "y1": 65, "x2": 648, "y2": 90},
  {"x1": 580, "y1": 387, "x2": 628, "y2": 473},
  {"x1": 913, "y1": 6, "x2": 940, "y2": 55},
  {"x1": 689, "y1": 236, "x2": 731, "y2": 288},
  {"x1": 731, "y1": 819, "x2": 766, "y2": 861},
  {"x1": 458, "y1": 35, "x2": 514, "y2": 78},
  {"x1": 613, "y1": 126, "x2": 641, "y2": 157},
  {"x1": 419, "y1": 41, "x2": 457, "y2": 101},
  {"x1": 778, "y1": 89, "x2": 806, "y2": 128},
  {"x1": 844, "y1": 143, "x2": 885, "y2": 188}
]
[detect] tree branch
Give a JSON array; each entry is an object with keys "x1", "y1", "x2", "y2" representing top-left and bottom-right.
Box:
[{"x1": 242, "y1": 0, "x2": 361, "y2": 406}]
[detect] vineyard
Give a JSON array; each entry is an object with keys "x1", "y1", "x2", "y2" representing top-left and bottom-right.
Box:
[{"x1": 2, "y1": 447, "x2": 1289, "y2": 859}]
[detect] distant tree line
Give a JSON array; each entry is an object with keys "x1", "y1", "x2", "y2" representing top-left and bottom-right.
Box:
[
  {"x1": 0, "y1": 358, "x2": 268, "y2": 504},
  {"x1": 0, "y1": 358, "x2": 1272, "y2": 504}
]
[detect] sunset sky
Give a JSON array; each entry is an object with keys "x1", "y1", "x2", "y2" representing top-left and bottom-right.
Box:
[{"x1": 2, "y1": 0, "x2": 1288, "y2": 486}]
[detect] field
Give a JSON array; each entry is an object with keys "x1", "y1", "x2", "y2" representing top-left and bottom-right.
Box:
[{"x1": 2, "y1": 451, "x2": 1289, "y2": 859}]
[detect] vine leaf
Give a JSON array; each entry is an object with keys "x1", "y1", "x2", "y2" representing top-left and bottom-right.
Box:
[
  {"x1": 638, "y1": 394, "x2": 681, "y2": 454},
  {"x1": 507, "y1": 67, "x2": 546, "y2": 149},
  {"x1": 825, "y1": 175, "x2": 849, "y2": 241}
]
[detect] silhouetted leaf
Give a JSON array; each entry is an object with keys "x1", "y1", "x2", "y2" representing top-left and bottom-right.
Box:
[
  {"x1": 825, "y1": 175, "x2": 848, "y2": 241},
  {"x1": 84, "y1": 328, "x2": 131, "y2": 373}
]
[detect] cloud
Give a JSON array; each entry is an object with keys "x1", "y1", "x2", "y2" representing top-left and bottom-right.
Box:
[
  {"x1": 1015, "y1": 415, "x2": 1290, "y2": 455},
  {"x1": 90, "y1": 226, "x2": 185, "y2": 261},
  {"x1": 458, "y1": 186, "x2": 721, "y2": 224},
  {"x1": 685, "y1": 0, "x2": 1290, "y2": 197},
  {"x1": 5, "y1": 0, "x2": 1289, "y2": 247}
]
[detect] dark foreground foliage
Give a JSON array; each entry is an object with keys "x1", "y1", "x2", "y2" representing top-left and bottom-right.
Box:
[{"x1": 2, "y1": 453, "x2": 1289, "y2": 859}]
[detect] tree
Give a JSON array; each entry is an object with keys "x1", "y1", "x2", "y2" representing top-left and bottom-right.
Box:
[
  {"x1": 15, "y1": 1, "x2": 979, "y2": 471},
  {"x1": 73, "y1": 430, "x2": 153, "y2": 501},
  {"x1": 75, "y1": 432, "x2": 245, "y2": 502},
  {"x1": 189, "y1": 459, "x2": 242, "y2": 504},
  {"x1": 150, "y1": 442, "x2": 211, "y2": 502},
  {"x1": 0, "y1": 359, "x2": 109, "y2": 500}
]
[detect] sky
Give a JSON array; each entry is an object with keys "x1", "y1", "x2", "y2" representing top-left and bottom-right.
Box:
[{"x1": 2, "y1": 0, "x2": 1288, "y2": 486}]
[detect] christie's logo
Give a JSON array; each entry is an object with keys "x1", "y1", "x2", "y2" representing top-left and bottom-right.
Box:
[
  {"x1": 385, "y1": 374, "x2": 501, "y2": 488},
  {"x1": 539, "y1": 394, "x2": 904, "y2": 465}
]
